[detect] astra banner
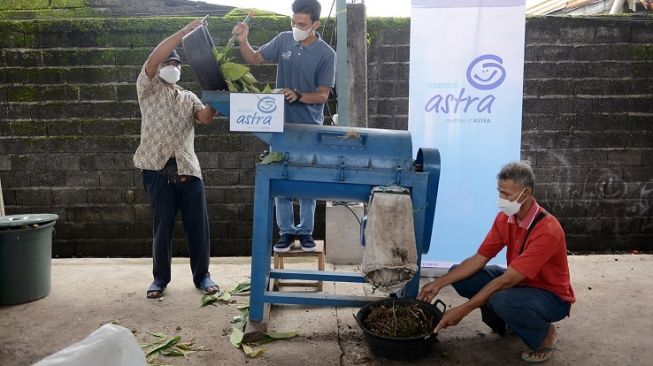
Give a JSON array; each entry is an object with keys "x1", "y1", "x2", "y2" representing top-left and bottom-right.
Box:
[{"x1": 409, "y1": 0, "x2": 526, "y2": 268}]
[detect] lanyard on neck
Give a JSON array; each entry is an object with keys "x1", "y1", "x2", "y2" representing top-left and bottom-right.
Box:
[{"x1": 519, "y1": 211, "x2": 548, "y2": 255}]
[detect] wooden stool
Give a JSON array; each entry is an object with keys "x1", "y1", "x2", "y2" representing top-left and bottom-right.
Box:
[{"x1": 273, "y1": 240, "x2": 325, "y2": 291}]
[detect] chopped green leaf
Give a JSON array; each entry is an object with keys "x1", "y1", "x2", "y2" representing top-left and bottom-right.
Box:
[
  {"x1": 242, "y1": 343, "x2": 265, "y2": 358},
  {"x1": 260, "y1": 152, "x2": 283, "y2": 165},
  {"x1": 252, "y1": 331, "x2": 298, "y2": 346},
  {"x1": 219, "y1": 291, "x2": 232, "y2": 301},
  {"x1": 212, "y1": 45, "x2": 271, "y2": 93},
  {"x1": 146, "y1": 331, "x2": 167, "y2": 338},
  {"x1": 146, "y1": 336, "x2": 181, "y2": 357},
  {"x1": 141, "y1": 332, "x2": 208, "y2": 364},
  {"x1": 201, "y1": 290, "x2": 233, "y2": 306},
  {"x1": 176, "y1": 342, "x2": 195, "y2": 351},
  {"x1": 242, "y1": 72, "x2": 258, "y2": 84},
  {"x1": 221, "y1": 62, "x2": 250, "y2": 81},
  {"x1": 229, "y1": 327, "x2": 244, "y2": 347},
  {"x1": 267, "y1": 331, "x2": 298, "y2": 339},
  {"x1": 201, "y1": 294, "x2": 218, "y2": 306},
  {"x1": 160, "y1": 348, "x2": 184, "y2": 357},
  {"x1": 232, "y1": 303, "x2": 250, "y2": 310}
]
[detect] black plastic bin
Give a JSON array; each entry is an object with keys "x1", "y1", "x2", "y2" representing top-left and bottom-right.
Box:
[
  {"x1": 0, "y1": 214, "x2": 58, "y2": 305},
  {"x1": 355, "y1": 298, "x2": 446, "y2": 360},
  {"x1": 181, "y1": 24, "x2": 227, "y2": 91}
]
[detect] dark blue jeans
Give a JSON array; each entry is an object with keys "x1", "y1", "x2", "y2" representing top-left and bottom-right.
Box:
[
  {"x1": 451, "y1": 265, "x2": 570, "y2": 350},
  {"x1": 142, "y1": 169, "x2": 212, "y2": 289}
]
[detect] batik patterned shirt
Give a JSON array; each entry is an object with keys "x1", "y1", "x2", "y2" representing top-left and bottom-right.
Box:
[{"x1": 133, "y1": 65, "x2": 205, "y2": 178}]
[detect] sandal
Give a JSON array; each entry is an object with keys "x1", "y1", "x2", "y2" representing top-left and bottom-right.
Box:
[
  {"x1": 203, "y1": 285, "x2": 220, "y2": 295},
  {"x1": 522, "y1": 338, "x2": 557, "y2": 364},
  {"x1": 198, "y1": 277, "x2": 220, "y2": 295},
  {"x1": 146, "y1": 283, "x2": 166, "y2": 299},
  {"x1": 521, "y1": 347, "x2": 555, "y2": 363}
]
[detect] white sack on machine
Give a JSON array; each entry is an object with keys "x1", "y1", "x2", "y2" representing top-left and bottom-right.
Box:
[{"x1": 361, "y1": 186, "x2": 418, "y2": 292}]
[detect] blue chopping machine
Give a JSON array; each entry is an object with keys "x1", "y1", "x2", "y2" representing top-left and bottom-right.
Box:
[{"x1": 203, "y1": 91, "x2": 441, "y2": 322}]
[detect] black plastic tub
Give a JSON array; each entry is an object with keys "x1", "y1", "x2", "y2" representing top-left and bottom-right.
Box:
[
  {"x1": 355, "y1": 298, "x2": 446, "y2": 360},
  {"x1": 181, "y1": 24, "x2": 227, "y2": 91}
]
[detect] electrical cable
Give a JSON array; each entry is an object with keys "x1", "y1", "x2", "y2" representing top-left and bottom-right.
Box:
[{"x1": 331, "y1": 201, "x2": 364, "y2": 225}]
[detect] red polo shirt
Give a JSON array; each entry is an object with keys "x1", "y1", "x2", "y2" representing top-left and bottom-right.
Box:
[{"x1": 478, "y1": 199, "x2": 575, "y2": 303}]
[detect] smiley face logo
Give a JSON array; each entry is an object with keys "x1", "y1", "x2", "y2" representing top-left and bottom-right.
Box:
[
  {"x1": 466, "y1": 54, "x2": 506, "y2": 91},
  {"x1": 257, "y1": 96, "x2": 277, "y2": 113}
]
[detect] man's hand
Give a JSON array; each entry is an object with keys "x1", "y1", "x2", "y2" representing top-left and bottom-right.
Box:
[
  {"x1": 181, "y1": 17, "x2": 206, "y2": 37},
  {"x1": 434, "y1": 304, "x2": 471, "y2": 333},
  {"x1": 232, "y1": 22, "x2": 250, "y2": 44},
  {"x1": 281, "y1": 88, "x2": 301, "y2": 103},
  {"x1": 145, "y1": 16, "x2": 207, "y2": 78},
  {"x1": 234, "y1": 21, "x2": 264, "y2": 65},
  {"x1": 417, "y1": 281, "x2": 441, "y2": 304},
  {"x1": 195, "y1": 105, "x2": 216, "y2": 125}
]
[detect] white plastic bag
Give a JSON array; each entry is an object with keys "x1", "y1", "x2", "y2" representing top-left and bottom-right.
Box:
[
  {"x1": 33, "y1": 323, "x2": 146, "y2": 366},
  {"x1": 361, "y1": 186, "x2": 418, "y2": 292}
]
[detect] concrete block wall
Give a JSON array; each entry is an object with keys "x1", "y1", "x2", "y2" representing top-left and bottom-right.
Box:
[
  {"x1": 521, "y1": 17, "x2": 652, "y2": 250},
  {"x1": 367, "y1": 17, "x2": 653, "y2": 251},
  {"x1": 0, "y1": 0, "x2": 233, "y2": 19},
  {"x1": 1, "y1": 14, "x2": 651, "y2": 256},
  {"x1": 0, "y1": 17, "x2": 293, "y2": 257}
]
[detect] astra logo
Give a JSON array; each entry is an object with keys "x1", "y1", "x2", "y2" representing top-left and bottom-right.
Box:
[
  {"x1": 257, "y1": 96, "x2": 277, "y2": 113},
  {"x1": 236, "y1": 96, "x2": 277, "y2": 126},
  {"x1": 425, "y1": 54, "x2": 504, "y2": 114},
  {"x1": 466, "y1": 54, "x2": 506, "y2": 91}
]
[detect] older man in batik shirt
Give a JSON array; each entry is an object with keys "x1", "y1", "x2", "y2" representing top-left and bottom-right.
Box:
[{"x1": 134, "y1": 18, "x2": 219, "y2": 299}]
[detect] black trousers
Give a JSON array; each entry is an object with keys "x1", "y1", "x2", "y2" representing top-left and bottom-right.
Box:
[{"x1": 142, "y1": 163, "x2": 211, "y2": 289}]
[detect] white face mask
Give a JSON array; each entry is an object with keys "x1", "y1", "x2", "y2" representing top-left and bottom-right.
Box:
[
  {"x1": 292, "y1": 24, "x2": 314, "y2": 42},
  {"x1": 159, "y1": 65, "x2": 180, "y2": 84},
  {"x1": 497, "y1": 188, "x2": 526, "y2": 216}
]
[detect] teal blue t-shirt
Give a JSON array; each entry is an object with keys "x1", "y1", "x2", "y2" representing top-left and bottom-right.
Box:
[{"x1": 259, "y1": 32, "x2": 336, "y2": 125}]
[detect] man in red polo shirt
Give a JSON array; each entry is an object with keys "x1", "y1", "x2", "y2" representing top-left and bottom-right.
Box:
[{"x1": 418, "y1": 161, "x2": 575, "y2": 363}]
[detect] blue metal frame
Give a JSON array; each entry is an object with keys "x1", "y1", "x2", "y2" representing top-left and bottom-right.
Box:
[
  {"x1": 248, "y1": 160, "x2": 440, "y2": 321},
  {"x1": 201, "y1": 91, "x2": 441, "y2": 322}
]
